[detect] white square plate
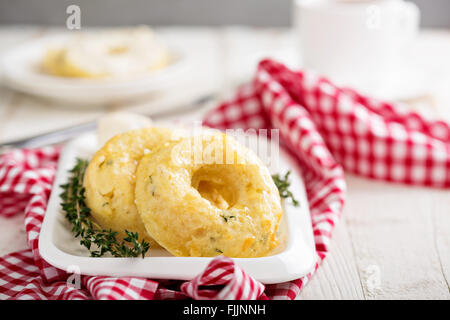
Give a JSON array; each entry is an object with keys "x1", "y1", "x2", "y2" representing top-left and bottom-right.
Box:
[{"x1": 39, "y1": 130, "x2": 317, "y2": 284}]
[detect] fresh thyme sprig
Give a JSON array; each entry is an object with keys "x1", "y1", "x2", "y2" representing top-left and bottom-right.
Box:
[
  {"x1": 60, "y1": 158, "x2": 150, "y2": 258},
  {"x1": 272, "y1": 171, "x2": 300, "y2": 207}
]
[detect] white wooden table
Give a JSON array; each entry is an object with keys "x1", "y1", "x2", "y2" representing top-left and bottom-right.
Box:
[{"x1": 0, "y1": 26, "x2": 449, "y2": 300}]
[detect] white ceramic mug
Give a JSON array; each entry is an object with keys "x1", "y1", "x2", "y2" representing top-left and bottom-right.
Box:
[{"x1": 293, "y1": 0, "x2": 420, "y2": 96}]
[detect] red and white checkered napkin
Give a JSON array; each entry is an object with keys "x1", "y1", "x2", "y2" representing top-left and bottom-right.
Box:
[{"x1": 1, "y1": 59, "x2": 449, "y2": 300}]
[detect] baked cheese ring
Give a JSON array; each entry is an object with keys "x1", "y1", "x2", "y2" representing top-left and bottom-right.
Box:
[
  {"x1": 134, "y1": 131, "x2": 283, "y2": 257},
  {"x1": 42, "y1": 27, "x2": 170, "y2": 79},
  {"x1": 83, "y1": 127, "x2": 175, "y2": 247}
]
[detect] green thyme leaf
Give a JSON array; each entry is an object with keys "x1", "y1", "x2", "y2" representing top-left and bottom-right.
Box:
[
  {"x1": 220, "y1": 214, "x2": 236, "y2": 223},
  {"x1": 60, "y1": 158, "x2": 150, "y2": 258},
  {"x1": 272, "y1": 171, "x2": 300, "y2": 207}
]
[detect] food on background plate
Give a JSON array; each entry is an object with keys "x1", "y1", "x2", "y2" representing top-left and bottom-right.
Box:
[
  {"x1": 135, "y1": 132, "x2": 283, "y2": 257},
  {"x1": 42, "y1": 26, "x2": 170, "y2": 79}
]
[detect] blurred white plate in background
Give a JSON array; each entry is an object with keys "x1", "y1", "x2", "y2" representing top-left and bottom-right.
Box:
[{"x1": 0, "y1": 34, "x2": 191, "y2": 105}]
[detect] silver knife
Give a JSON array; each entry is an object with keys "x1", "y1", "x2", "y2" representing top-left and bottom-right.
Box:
[{"x1": 0, "y1": 93, "x2": 215, "y2": 154}]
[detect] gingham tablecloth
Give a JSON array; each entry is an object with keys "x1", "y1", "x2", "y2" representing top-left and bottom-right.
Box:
[{"x1": 0, "y1": 59, "x2": 449, "y2": 300}]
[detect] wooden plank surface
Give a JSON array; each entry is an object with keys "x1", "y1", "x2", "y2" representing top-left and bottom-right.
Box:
[
  {"x1": 432, "y1": 191, "x2": 450, "y2": 294},
  {"x1": 0, "y1": 26, "x2": 449, "y2": 300},
  {"x1": 344, "y1": 175, "x2": 450, "y2": 299},
  {"x1": 298, "y1": 221, "x2": 365, "y2": 300}
]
